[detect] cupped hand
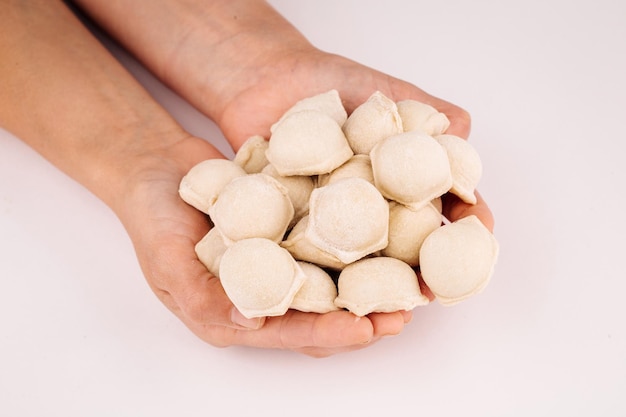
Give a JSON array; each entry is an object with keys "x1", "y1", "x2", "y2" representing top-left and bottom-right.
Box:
[
  {"x1": 216, "y1": 50, "x2": 471, "y2": 148},
  {"x1": 120, "y1": 48, "x2": 493, "y2": 357},
  {"x1": 116, "y1": 135, "x2": 410, "y2": 358},
  {"x1": 213, "y1": 47, "x2": 495, "y2": 306},
  {"x1": 215, "y1": 49, "x2": 494, "y2": 229}
]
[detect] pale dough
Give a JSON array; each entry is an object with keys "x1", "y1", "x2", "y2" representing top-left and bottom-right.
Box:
[
  {"x1": 219, "y1": 238, "x2": 307, "y2": 318},
  {"x1": 419, "y1": 215, "x2": 499, "y2": 305},
  {"x1": 306, "y1": 178, "x2": 389, "y2": 264},
  {"x1": 334, "y1": 257, "x2": 430, "y2": 316},
  {"x1": 210, "y1": 173, "x2": 294, "y2": 245},
  {"x1": 370, "y1": 130, "x2": 452, "y2": 210},
  {"x1": 178, "y1": 159, "x2": 247, "y2": 214},
  {"x1": 342, "y1": 91, "x2": 403, "y2": 155},
  {"x1": 290, "y1": 261, "x2": 340, "y2": 314},
  {"x1": 266, "y1": 110, "x2": 353, "y2": 176}
]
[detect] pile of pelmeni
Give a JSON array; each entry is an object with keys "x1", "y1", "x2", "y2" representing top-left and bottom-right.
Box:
[{"x1": 179, "y1": 90, "x2": 499, "y2": 318}]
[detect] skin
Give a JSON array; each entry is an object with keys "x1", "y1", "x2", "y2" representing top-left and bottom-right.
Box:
[{"x1": 0, "y1": 0, "x2": 494, "y2": 358}]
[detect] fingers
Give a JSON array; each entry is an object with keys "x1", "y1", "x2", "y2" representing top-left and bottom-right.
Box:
[
  {"x1": 368, "y1": 310, "x2": 412, "y2": 336},
  {"x1": 143, "y1": 222, "x2": 412, "y2": 354},
  {"x1": 182, "y1": 308, "x2": 413, "y2": 357},
  {"x1": 443, "y1": 190, "x2": 495, "y2": 232},
  {"x1": 218, "y1": 310, "x2": 374, "y2": 349}
]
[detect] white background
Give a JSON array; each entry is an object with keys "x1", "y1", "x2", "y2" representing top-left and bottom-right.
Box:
[{"x1": 1, "y1": 0, "x2": 625, "y2": 415}]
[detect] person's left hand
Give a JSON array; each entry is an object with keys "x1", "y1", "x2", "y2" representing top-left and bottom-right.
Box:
[{"x1": 116, "y1": 134, "x2": 412, "y2": 358}]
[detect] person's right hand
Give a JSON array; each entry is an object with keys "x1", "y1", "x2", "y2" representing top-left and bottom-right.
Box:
[{"x1": 210, "y1": 47, "x2": 494, "y2": 232}]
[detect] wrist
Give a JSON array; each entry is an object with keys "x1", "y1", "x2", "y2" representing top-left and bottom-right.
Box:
[
  {"x1": 162, "y1": 1, "x2": 315, "y2": 122},
  {"x1": 74, "y1": 0, "x2": 315, "y2": 131},
  {"x1": 0, "y1": 0, "x2": 207, "y2": 218}
]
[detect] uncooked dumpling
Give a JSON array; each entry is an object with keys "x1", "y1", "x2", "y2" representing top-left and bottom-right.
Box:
[
  {"x1": 266, "y1": 110, "x2": 354, "y2": 176},
  {"x1": 435, "y1": 134, "x2": 482, "y2": 204},
  {"x1": 334, "y1": 257, "x2": 430, "y2": 316},
  {"x1": 306, "y1": 178, "x2": 389, "y2": 264},
  {"x1": 396, "y1": 99, "x2": 450, "y2": 136},
  {"x1": 233, "y1": 135, "x2": 270, "y2": 174},
  {"x1": 178, "y1": 159, "x2": 247, "y2": 214},
  {"x1": 342, "y1": 91, "x2": 403, "y2": 155},
  {"x1": 270, "y1": 89, "x2": 347, "y2": 132},
  {"x1": 370, "y1": 130, "x2": 452, "y2": 210},
  {"x1": 261, "y1": 164, "x2": 315, "y2": 226},
  {"x1": 382, "y1": 200, "x2": 443, "y2": 266},
  {"x1": 194, "y1": 227, "x2": 228, "y2": 278},
  {"x1": 290, "y1": 261, "x2": 340, "y2": 313},
  {"x1": 219, "y1": 238, "x2": 307, "y2": 318},
  {"x1": 317, "y1": 154, "x2": 375, "y2": 187},
  {"x1": 210, "y1": 173, "x2": 294, "y2": 245},
  {"x1": 180, "y1": 89, "x2": 498, "y2": 318},
  {"x1": 281, "y1": 216, "x2": 348, "y2": 270},
  {"x1": 419, "y1": 215, "x2": 499, "y2": 305}
]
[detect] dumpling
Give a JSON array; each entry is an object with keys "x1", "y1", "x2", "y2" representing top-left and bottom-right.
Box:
[
  {"x1": 306, "y1": 178, "x2": 389, "y2": 264},
  {"x1": 396, "y1": 99, "x2": 450, "y2": 136},
  {"x1": 281, "y1": 216, "x2": 349, "y2": 271},
  {"x1": 317, "y1": 154, "x2": 375, "y2": 187},
  {"x1": 270, "y1": 89, "x2": 347, "y2": 132},
  {"x1": 370, "y1": 131, "x2": 452, "y2": 210},
  {"x1": 342, "y1": 91, "x2": 403, "y2": 155},
  {"x1": 210, "y1": 173, "x2": 294, "y2": 245},
  {"x1": 194, "y1": 227, "x2": 228, "y2": 278},
  {"x1": 290, "y1": 262, "x2": 340, "y2": 314},
  {"x1": 233, "y1": 135, "x2": 270, "y2": 174},
  {"x1": 434, "y1": 134, "x2": 482, "y2": 204},
  {"x1": 334, "y1": 257, "x2": 430, "y2": 316},
  {"x1": 266, "y1": 110, "x2": 354, "y2": 176},
  {"x1": 261, "y1": 164, "x2": 315, "y2": 226},
  {"x1": 219, "y1": 238, "x2": 307, "y2": 318},
  {"x1": 382, "y1": 200, "x2": 443, "y2": 266},
  {"x1": 178, "y1": 158, "x2": 247, "y2": 214},
  {"x1": 419, "y1": 215, "x2": 499, "y2": 305}
]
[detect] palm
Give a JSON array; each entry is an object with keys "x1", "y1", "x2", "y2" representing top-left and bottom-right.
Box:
[
  {"x1": 117, "y1": 136, "x2": 407, "y2": 357},
  {"x1": 218, "y1": 51, "x2": 466, "y2": 149},
  {"x1": 217, "y1": 51, "x2": 492, "y2": 228}
]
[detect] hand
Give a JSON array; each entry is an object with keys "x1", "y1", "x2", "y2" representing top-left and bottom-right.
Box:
[
  {"x1": 211, "y1": 46, "x2": 494, "y2": 310},
  {"x1": 130, "y1": 55, "x2": 494, "y2": 357},
  {"x1": 67, "y1": 0, "x2": 493, "y2": 230},
  {"x1": 9, "y1": 0, "x2": 492, "y2": 357},
  {"x1": 69, "y1": 0, "x2": 494, "y2": 228},
  {"x1": 127, "y1": 44, "x2": 493, "y2": 357},
  {"x1": 213, "y1": 49, "x2": 494, "y2": 231},
  {"x1": 116, "y1": 135, "x2": 411, "y2": 357}
]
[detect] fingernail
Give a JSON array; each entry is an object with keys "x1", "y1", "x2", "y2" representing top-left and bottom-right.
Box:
[{"x1": 230, "y1": 308, "x2": 265, "y2": 330}]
